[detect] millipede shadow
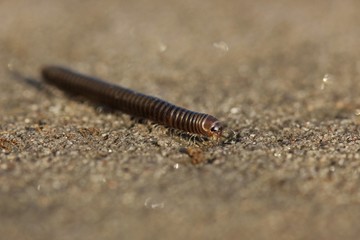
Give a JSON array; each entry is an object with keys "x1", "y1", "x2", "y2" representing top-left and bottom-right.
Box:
[{"x1": 10, "y1": 70, "x2": 46, "y2": 92}]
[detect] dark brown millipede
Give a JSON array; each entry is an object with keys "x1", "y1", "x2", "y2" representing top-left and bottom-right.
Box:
[{"x1": 41, "y1": 66, "x2": 223, "y2": 139}]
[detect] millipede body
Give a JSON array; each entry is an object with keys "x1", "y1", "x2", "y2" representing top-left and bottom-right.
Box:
[{"x1": 41, "y1": 66, "x2": 223, "y2": 139}]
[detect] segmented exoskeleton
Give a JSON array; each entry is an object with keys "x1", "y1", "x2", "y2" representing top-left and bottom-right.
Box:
[{"x1": 41, "y1": 66, "x2": 223, "y2": 139}]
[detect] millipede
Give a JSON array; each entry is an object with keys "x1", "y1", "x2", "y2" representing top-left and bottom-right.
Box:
[{"x1": 41, "y1": 66, "x2": 223, "y2": 139}]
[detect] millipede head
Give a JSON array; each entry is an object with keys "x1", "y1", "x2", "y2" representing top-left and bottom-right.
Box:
[
  {"x1": 210, "y1": 121, "x2": 223, "y2": 140},
  {"x1": 203, "y1": 115, "x2": 223, "y2": 140}
]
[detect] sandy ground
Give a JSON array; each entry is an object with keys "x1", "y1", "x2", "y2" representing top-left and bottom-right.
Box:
[{"x1": 1, "y1": 0, "x2": 360, "y2": 239}]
